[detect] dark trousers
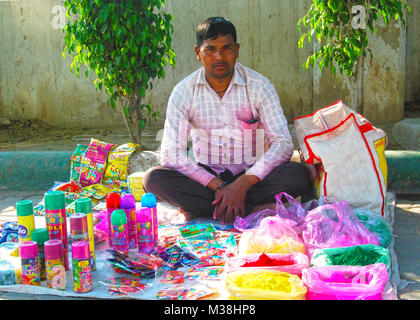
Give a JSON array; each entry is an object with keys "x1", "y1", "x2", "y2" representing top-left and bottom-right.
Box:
[{"x1": 142, "y1": 161, "x2": 313, "y2": 220}]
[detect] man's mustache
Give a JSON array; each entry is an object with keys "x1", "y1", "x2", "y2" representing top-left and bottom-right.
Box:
[{"x1": 212, "y1": 63, "x2": 228, "y2": 68}]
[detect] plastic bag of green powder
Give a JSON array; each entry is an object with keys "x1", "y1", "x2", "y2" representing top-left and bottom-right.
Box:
[
  {"x1": 353, "y1": 208, "x2": 392, "y2": 247},
  {"x1": 310, "y1": 244, "x2": 391, "y2": 271}
]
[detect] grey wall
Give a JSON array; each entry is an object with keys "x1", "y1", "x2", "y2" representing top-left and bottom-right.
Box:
[{"x1": 0, "y1": 0, "x2": 418, "y2": 128}]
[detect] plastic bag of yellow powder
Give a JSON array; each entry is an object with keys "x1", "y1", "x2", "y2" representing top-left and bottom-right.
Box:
[
  {"x1": 238, "y1": 216, "x2": 306, "y2": 255},
  {"x1": 225, "y1": 269, "x2": 307, "y2": 300}
]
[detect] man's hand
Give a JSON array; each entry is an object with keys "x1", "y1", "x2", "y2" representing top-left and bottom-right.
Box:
[
  {"x1": 212, "y1": 174, "x2": 260, "y2": 224},
  {"x1": 207, "y1": 177, "x2": 224, "y2": 191}
]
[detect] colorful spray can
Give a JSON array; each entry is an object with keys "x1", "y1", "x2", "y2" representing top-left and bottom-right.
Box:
[
  {"x1": 75, "y1": 197, "x2": 96, "y2": 271},
  {"x1": 136, "y1": 208, "x2": 154, "y2": 254},
  {"x1": 120, "y1": 193, "x2": 137, "y2": 249},
  {"x1": 141, "y1": 193, "x2": 158, "y2": 247},
  {"x1": 20, "y1": 241, "x2": 41, "y2": 286},
  {"x1": 30, "y1": 228, "x2": 49, "y2": 281},
  {"x1": 44, "y1": 190, "x2": 69, "y2": 270},
  {"x1": 44, "y1": 239, "x2": 66, "y2": 290},
  {"x1": 70, "y1": 213, "x2": 89, "y2": 243},
  {"x1": 106, "y1": 192, "x2": 120, "y2": 247},
  {"x1": 72, "y1": 241, "x2": 92, "y2": 293},
  {"x1": 110, "y1": 209, "x2": 129, "y2": 254},
  {"x1": 16, "y1": 200, "x2": 35, "y2": 243}
]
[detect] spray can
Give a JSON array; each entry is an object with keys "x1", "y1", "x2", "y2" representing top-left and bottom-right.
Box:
[
  {"x1": 30, "y1": 228, "x2": 49, "y2": 281},
  {"x1": 106, "y1": 192, "x2": 120, "y2": 247},
  {"x1": 136, "y1": 208, "x2": 154, "y2": 254},
  {"x1": 110, "y1": 209, "x2": 129, "y2": 254},
  {"x1": 72, "y1": 241, "x2": 92, "y2": 293},
  {"x1": 70, "y1": 213, "x2": 89, "y2": 244},
  {"x1": 141, "y1": 193, "x2": 158, "y2": 247},
  {"x1": 120, "y1": 193, "x2": 137, "y2": 249},
  {"x1": 75, "y1": 197, "x2": 96, "y2": 271},
  {"x1": 20, "y1": 241, "x2": 41, "y2": 286},
  {"x1": 16, "y1": 200, "x2": 35, "y2": 243},
  {"x1": 44, "y1": 239, "x2": 66, "y2": 290},
  {"x1": 44, "y1": 190, "x2": 69, "y2": 270}
]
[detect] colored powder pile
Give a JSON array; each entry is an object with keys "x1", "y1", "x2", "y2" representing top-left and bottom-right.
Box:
[
  {"x1": 329, "y1": 246, "x2": 383, "y2": 266},
  {"x1": 240, "y1": 253, "x2": 294, "y2": 267},
  {"x1": 230, "y1": 271, "x2": 292, "y2": 293},
  {"x1": 356, "y1": 213, "x2": 391, "y2": 247}
]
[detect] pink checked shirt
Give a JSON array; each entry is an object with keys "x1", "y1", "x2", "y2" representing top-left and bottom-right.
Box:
[{"x1": 160, "y1": 62, "x2": 294, "y2": 187}]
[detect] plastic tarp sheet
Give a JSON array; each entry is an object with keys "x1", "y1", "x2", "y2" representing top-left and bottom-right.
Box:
[{"x1": 0, "y1": 192, "x2": 405, "y2": 300}]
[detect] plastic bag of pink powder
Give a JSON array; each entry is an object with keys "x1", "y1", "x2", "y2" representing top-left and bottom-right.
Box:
[
  {"x1": 302, "y1": 263, "x2": 389, "y2": 300},
  {"x1": 302, "y1": 201, "x2": 380, "y2": 257}
]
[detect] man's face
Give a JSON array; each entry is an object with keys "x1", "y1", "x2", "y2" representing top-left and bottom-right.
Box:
[{"x1": 194, "y1": 34, "x2": 240, "y2": 80}]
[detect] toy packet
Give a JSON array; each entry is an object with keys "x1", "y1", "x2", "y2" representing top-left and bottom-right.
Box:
[
  {"x1": 70, "y1": 144, "x2": 88, "y2": 182},
  {"x1": 79, "y1": 138, "x2": 114, "y2": 187},
  {"x1": 103, "y1": 143, "x2": 140, "y2": 189}
]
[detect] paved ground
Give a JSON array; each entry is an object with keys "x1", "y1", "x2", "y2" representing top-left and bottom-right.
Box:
[{"x1": 0, "y1": 190, "x2": 419, "y2": 300}]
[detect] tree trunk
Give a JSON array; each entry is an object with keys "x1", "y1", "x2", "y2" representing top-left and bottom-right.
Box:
[{"x1": 120, "y1": 96, "x2": 143, "y2": 145}]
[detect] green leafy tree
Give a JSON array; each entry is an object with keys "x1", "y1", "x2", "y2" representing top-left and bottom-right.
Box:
[
  {"x1": 62, "y1": 0, "x2": 176, "y2": 144},
  {"x1": 297, "y1": 0, "x2": 410, "y2": 77}
]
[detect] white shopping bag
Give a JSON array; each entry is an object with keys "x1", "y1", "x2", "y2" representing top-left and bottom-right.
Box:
[{"x1": 294, "y1": 100, "x2": 388, "y2": 216}]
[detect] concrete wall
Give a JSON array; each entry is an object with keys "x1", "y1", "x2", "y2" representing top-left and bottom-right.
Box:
[
  {"x1": 406, "y1": 0, "x2": 420, "y2": 103},
  {"x1": 0, "y1": 0, "x2": 417, "y2": 128}
]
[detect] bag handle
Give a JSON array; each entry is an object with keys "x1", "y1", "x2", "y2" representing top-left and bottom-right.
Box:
[
  {"x1": 275, "y1": 192, "x2": 302, "y2": 211},
  {"x1": 315, "y1": 203, "x2": 344, "y2": 234}
]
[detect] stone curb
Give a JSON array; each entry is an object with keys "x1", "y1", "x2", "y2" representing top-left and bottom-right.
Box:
[{"x1": 0, "y1": 150, "x2": 419, "y2": 194}]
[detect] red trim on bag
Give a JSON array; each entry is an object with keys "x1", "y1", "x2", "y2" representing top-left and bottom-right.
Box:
[
  {"x1": 359, "y1": 122, "x2": 374, "y2": 133},
  {"x1": 304, "y1": 113, "x2": 386, "y2": 216},
  {"x1": 355, "y1": 118, "x2": 386, "y2": 216},
  {"x1": 323, "y1": 170, "x2": 328, "y2": 196},
  {"x1": 294, "y1": 99, "x2": 343, "y2": 121},
  {"x1": 303, "y1": 112, "x2": 354, "y2": 164}
]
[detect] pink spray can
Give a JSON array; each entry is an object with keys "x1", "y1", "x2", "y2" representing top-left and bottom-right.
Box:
[
  {"x1": 106, "y1": 192, "x2": 120, "y2": 247},
  {"x1": 140, "y1": 193, "x2": 158, "y2": 248},
  {"x1": 136, "y1": 208, "x2": 154, "y2": 254},
  {"x1": 110, "y1": 209, "x2": 129, "y2": 254},
  {"x1": 44, "y1": 239, "x2": 66, "y2": 290},
  {"x1": 20, "y1": 241, "x2": 41, "y2": 286},
  {"x1": 120, "y1": 193, "x2": 137, "y2": 249},
  {"x1": 72, "y1": 241, "x2": 92, "y2": 293},
  {"x1": 44, "y1": 191, "x2": 69, "y2": 270}
]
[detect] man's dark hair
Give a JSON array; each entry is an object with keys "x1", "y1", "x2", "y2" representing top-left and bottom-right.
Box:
[{"x1": 196, "y1": 17, "x2": 237, "y2": 48}]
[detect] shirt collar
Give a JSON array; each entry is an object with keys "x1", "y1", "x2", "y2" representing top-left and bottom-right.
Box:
[{"x1": 196, "y1": 62, "x2": 246, "y2": 88}]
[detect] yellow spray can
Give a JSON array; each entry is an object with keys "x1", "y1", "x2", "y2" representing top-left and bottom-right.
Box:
[
  {"x1": 16, "y1": 200, "x2": 35, "y2": 243},
  {"x1": 75, "y1": 198, "x2": 96, "y2": 271}
]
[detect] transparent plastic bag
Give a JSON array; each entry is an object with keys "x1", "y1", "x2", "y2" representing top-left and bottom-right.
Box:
[
  {"x1": 234, "y1": 209, "x2": 278, "y2": 232},
  {"x1": 302, "y1": 263, "x2": 389, "y2": 300},
  {"x1": 234, "y1": 192, "x2": 310, "y2": 233},
  {"x1": 275, "y1": 192, "x2": 308, "y2": 234},
  {"x1": 353, "y1": 208, "x2": 392, "y2": 247},
  {"x1": 302, "y1": 201, "x2": 380, "y2": 257},
  {"x1": 225, "y1": 252, "x2": 309, "y2": 277},
  {"x1": 225, "y1": 269, "x2": 307, "y2": 300},
  {"x1": 238, "y1": 216, "x2": 306, "y2": 255}
]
